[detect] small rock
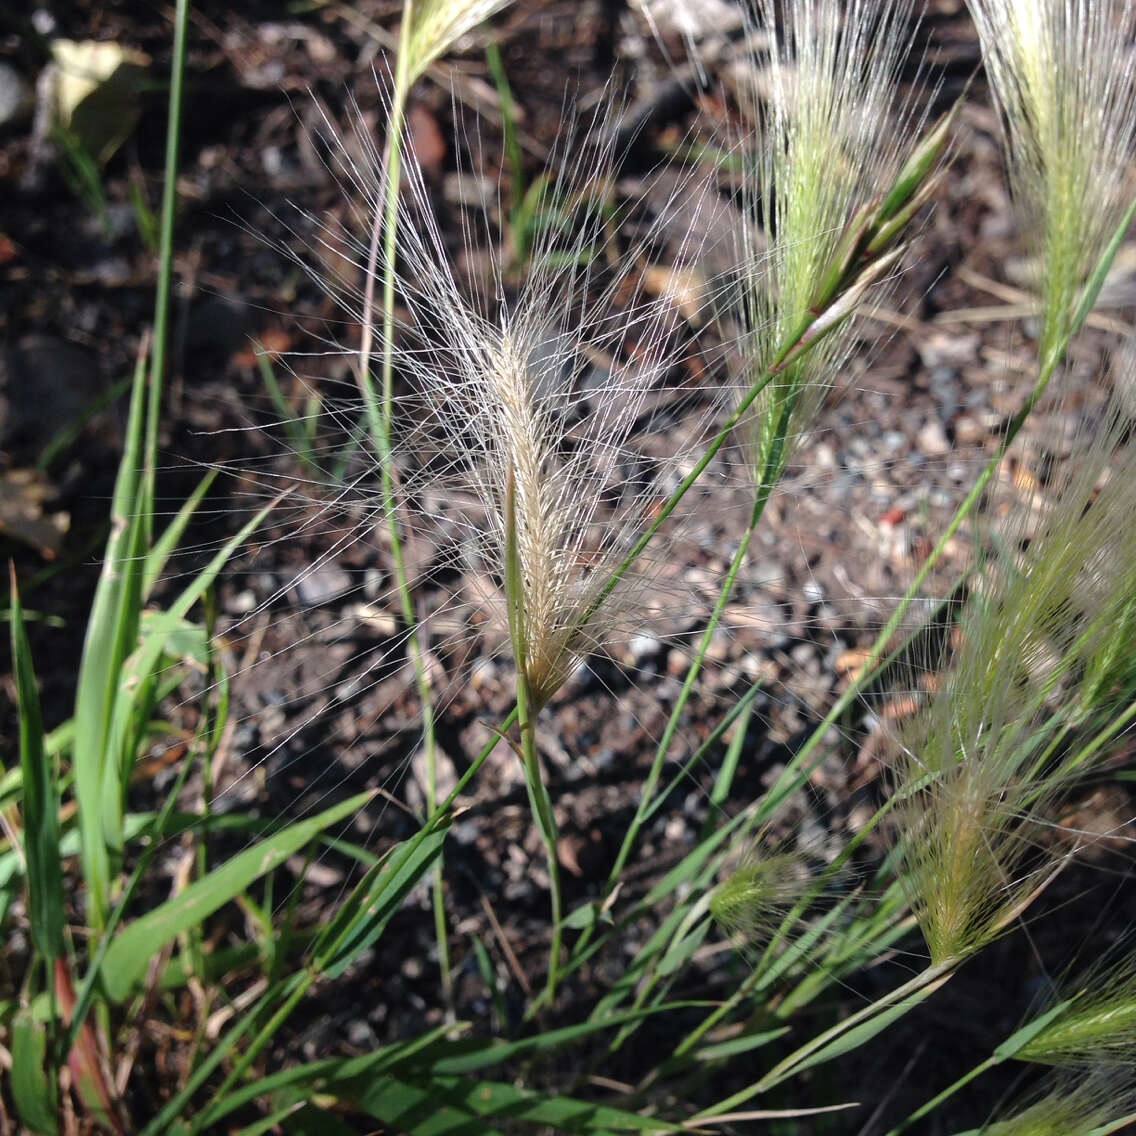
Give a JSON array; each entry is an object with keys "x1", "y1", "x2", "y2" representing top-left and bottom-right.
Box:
[
  {"x1": 812, "y1": 442, "x2": 837, "y2": 468},
  {"x1": 470, "y1": 656, "x2": 499, "y2": 691},
  {"x1": 408, "y1": 103, "x2": 446, "y2": 172},
  {"x1": 628, "y1": 632, "x2": 660, "y2": 663},
  {"x1": 802, "y1": 579, "x2": 825, "y2": 604},
  {"x1": 591, "y1": 745, "x2": 617, "y2": 772},
  {"x1": 443, "y1": 171, "x2": 496, "y2": 209},
  {"x1": 453, "y1": 821, "x2": 479, "y2": 846},
  {"x1": 0, "y1": 63, "x2": 33, "y2": 128},
  {"x1": 347, "y1": 1019, "x2": 376, "y2": 1047},
  {"x1": 917, "y1": 419, "x2": 951, "y2": 457},
  {"x1": 293, "y1": 562, "x2": 353, "y2": 607},
  {"x1": 353, "y1": 602, "x2": 396, "y2": 635},
  {"x1": 916, "y1": 331, "x2": 979, "y2": 369},
  {"x1": 953, "y1": 414, "x2": 985, "y2": 445},
  {"x1": 411, "y1": 744, "x2": 457, "y2": 801},
  {"x1": 184, "y1": 293, "x2": 252, "y2": 365},
  {"x1": 749, "y1": 558, "x2": 787, "y2": 594},
  {"x1": 636, "y1": 0, "x2": 744, "y2": 39},
  {"x1": 227, "y1": 589, "x2": 257, "y2": 615},
  {"x1": 705, "y1": 627, "x2": 732, "y2": 661},
  {"x1": 364, "y1": 567, "x2": 384, "y2": 600}
]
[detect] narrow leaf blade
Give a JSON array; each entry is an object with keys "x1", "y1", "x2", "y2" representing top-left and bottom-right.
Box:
[
  {"x1": 101, "y1": 789, "x2": 373, "y2": 1001},
  {"x1": 9, "y1": 566, "x2": 65, "y2": 958}
]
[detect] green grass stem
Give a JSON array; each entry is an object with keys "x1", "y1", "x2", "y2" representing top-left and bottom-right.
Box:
[{"x1": 353, "y1": 0, "x2": 449, "y2": 1001}]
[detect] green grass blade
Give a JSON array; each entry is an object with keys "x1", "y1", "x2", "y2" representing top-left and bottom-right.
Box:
[
  {"x1": 72, "y1": 342, "x2": 149, "y2": 926},
  {"x1": 231, "y1": 1103, "x2": 309, "y2": 1136},
  {"x1": 884, "y1": 998, "x2": 1079, "y2": 1136},
  {"x1": 994, "y1": 997, "x2": 1081, "y2": 1061},
  {"x1": 61, "y1": 728, "x2": 198, "y2": 1059},
  {"x1": 707, "y1": 694, "x2": 753, "y2": 814},
  {"x1": 315, "y1": 822, "x2": 450, "y2": 978},
  {"x1": 100, "y1": 789, "x2": 374, "y2": 1001},
  {"x1": 142, "y1": 469, "x2": 218, "y2": 598},
  {"x1": 181, "y1": 713, "x2": 519, "y2": 1132},
  {"x1": 1064, "y1": 191, "x2": 1136, "y2": 362},
  {"x1": 246, "y1": 1105, "x2": 361, "y2": 1136},
  {"x1": 353, "y1": 1075, "x2": 686, "y2": 1133},
  {"x1": 485, "y1": 41, "x2": 527, "y2": 259},
  {"x1": 145, "y1": 0, "x2": 189, "y2": 512},
  {"x1": 354, "y1": 1075, "x2": 500, "y2": 1136},
  {"x1": 100, "y1": 500, "x2": 274, "y2": 855},
  {"x1": 643, "y1": 682, "x2": 762, "y2": 829},
  {"x1": 471, "y1": 934, "x2": 507, "y2": 1024},
  {"x1": 72, "y1": 0, "x2": 190, "y2": 916},
  {"x1": 697, "y1": 962, "x2": 956, "y2": 1118},
  {"x1": 8, "y1": 567, "x2": 64, "y2": 959},
  {"x1": 135, "y1": 980, "x2": 287, "y2": 1136},
  {"x1": 11, "y1": 1007, "x2": 58, "y2": 1136},
  {"x1": 693, "y1": 1028, "x2": 789, "y2": 1063},
  {"x1": 194, "y1": 1024, "x2": 459, "y2": 1128},
  {"x1": 788, "y1": 992, "x2": 933, "y2": 1074},
  {"x1": 412, "y1": 1003, "x2": 709, "y2": 1077},
  {"x1": 254, "y1": 348, "x2": 319, "y2": 474},
  {"x1": 36, "y1": 375, "x2": 132, "y2": 474}
]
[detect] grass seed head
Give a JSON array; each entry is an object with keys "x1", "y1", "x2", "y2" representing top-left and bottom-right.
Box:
[
  {"x1": 403, "y1": 0, "x2": 514, "y2": 84},
  {"x1": 294, "y1": 90, "x2": 730, "y2": 711},
  {"x1": 1017, "y1": 949, "x2": 1136, "y2": 1067},
  {"x1": 710, "y1": 839, "x2": 813, "y2": 947},
  {"x1": 730, "y1": 0, "x2": 924, "y2": 478},
  {"x1": 981, "y1": 1071, "x2": 1135, "y2": 1136},
  {"x1": 892, "y1": 387, "x2": 1136, "y2": 963},
  {"x1": 967, "y1": 0, "x2": 1136, "y2": 360}
]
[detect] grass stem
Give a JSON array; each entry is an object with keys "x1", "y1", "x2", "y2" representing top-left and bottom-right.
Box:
[{"x1": 355, "y1": 1, "x2": 449, "y2": 1000}]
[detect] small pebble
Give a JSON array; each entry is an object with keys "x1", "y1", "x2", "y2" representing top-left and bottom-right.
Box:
[
  {"x1": 293, "y1": 562, "x2": 352, "y2": 606},
  {"x1": 917, "y1": 419, "x2": 951, "y2": 457},
  {"x1": 803, "y1": 580, "x2": 825, "y2": 604},
  {"x1": 954, "y1": 414, "x2": 985, "y2": 445},
  {"x1": 0, "y1": 63, "x2": 33, "y2": 127},
  {"x1": 227, "y1": 589, "x2": 257, "y2": 615},
  {"x1": 628, "y1": 632, "x2": 660, "y2": 662}
]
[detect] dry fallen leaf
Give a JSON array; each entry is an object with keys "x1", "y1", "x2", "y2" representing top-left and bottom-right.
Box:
[
  {"x1": 51, "y1": 39, "x2": 151, "y2": 164},
  {"x1": 0, "y1": 468, "x2": 70, "y2": 559},
  {"x1": 641, "y1": 264, "x2": 711, "y2": 326}
]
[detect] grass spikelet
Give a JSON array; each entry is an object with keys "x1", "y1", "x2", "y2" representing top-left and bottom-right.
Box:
[
  {"x1": 292, "y1": 94, "x2": 726, "y2": 713},
  {"x1": 967, "y1": 0, "x2": 1136, "y2": 362},
  {"x1": 979, "y1": 1072, "x2": 1135, "y2": 1136},
  {"x1": 405, "y1": 245, "x2": 704, "y2": 711},
  {"x1": 403, "y1": 0, "x2": 513, "y2": 85},
  {"x1": 710, "y1": 834, "x2": 813, "y2": 948},
  {"x1": 732, "y1": 0, "x2": 922, "y2": 476},
  {"x1": 891, "y1": 387, "x2": 1136, "y2": 963},
  {"x1": 1017, "y1": 950, "x2": 1136, "y2": 1067}
]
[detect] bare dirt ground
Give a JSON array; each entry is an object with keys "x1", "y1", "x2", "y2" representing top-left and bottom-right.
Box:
[{"x1": 2, "y1": 1, "x2": 1134, "y2": 1131}]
